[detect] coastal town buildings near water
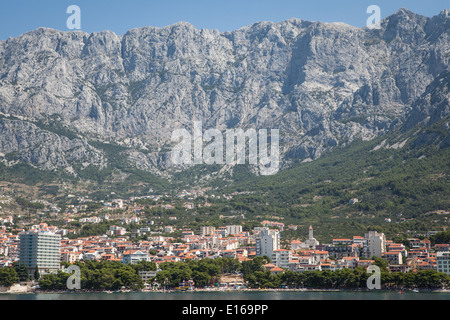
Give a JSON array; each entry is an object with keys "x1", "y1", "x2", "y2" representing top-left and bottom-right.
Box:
[
  {"x1": 0, "y1": 192, "x2": 449, "y2": 282},
  {"x1": 0, "y1": 220, "x2": 449, "y2": 280}
]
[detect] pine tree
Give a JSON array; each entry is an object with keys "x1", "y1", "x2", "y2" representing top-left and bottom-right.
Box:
[
  {"x1": 13, "y1": 262, "x2": 30, "y2": 282},
  {"x1": 34, "y1": 266, "x2": 40, "y2": 281}
]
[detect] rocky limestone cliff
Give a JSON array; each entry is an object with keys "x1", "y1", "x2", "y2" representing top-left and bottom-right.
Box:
[{"x1": 0, "y1": 8, "x2": 448, "y2": 176}]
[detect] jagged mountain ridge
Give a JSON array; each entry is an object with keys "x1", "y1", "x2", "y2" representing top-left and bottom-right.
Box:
[{"x1": 0, "y1": 8, "x2": 449, "y2": 177}]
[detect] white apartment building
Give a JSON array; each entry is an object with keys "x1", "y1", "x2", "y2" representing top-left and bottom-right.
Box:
[
  {"x1": 108, "y1": 225, "x2": 127, "y2": 236},
  {"x1": 364, "y1": 231, "x2": 386, "y2": 258},
  {"x1": 382, "y1": 251, "x2": 403, "y2": 265},
  {"x1": 201, "y1": 226, "x2": 216, "y2": 236},
  {"x1": 226, "y1": 225, "x2": 242, "y2": 235},
  {"x1": 164, "y1": 226, "x2": 175, "y2": 233},
  {"x1": 256, "y1": 228, "x2": 280, "y2": 258},
  {"x1": 122, "y1": 250, "x2": 150, "y2": 264},
  {"x1": 19, "y1": 231, "x2": 61, "y2": 276},
  {"x1": 272, "y1": 249, "x2": 292, "y2": 269},
  {"x1": 437, "y1": 252, "x2": 450, "y2": 275}
]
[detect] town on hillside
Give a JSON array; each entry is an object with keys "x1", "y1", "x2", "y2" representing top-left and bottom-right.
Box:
[
  {"x1": 0, "y1": 192, "x2": 449, "y2": 292},
  {"x1": 1, "y1": 217, "x2": 449, "y2": 291}
]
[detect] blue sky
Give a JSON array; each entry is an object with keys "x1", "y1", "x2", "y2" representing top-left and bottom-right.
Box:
[{"x1": 0, "y1": 0, "x2": 448, "y2": 40}]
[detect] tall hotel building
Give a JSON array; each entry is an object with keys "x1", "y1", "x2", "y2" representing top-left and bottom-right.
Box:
[
  {"x1": 364, "y1": 231, "x2": 386, "y2": 258},
  {"x1": 19, "y1": 231, "x2": 61, "y2": 276},
  {"x1": 256, "y1": 228, "x2": 280, "y2": 258},
  {"x1": 437, "y1": 252, "x2": 450, "y2": 275}
]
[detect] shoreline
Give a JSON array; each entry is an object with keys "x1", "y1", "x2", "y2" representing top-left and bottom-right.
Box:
[{"x1": 3, "y1": 287, "x2": 450, "y2": 295}]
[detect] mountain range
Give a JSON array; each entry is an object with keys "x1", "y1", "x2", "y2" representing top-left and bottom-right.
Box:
[{"x1": 0, "y1": 8, "x2": 448, "y2": 189}]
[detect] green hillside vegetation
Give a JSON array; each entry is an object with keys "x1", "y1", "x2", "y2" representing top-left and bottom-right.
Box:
[
  {"x1": 216, "y1": 122, "x2": 449, "y2": 242},
  {"x1": 0, "y1": 116, "x2": 448, "y2": 242},
  {"x1": 0, "y1": 139, "x2": 171, "y2": 201}
]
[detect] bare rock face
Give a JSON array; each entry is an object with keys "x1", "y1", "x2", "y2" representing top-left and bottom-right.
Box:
[
  {"x1": 0, "y1": 118, "x2": 105, "y2": 171},
  {"x1": 0, "y1": 9, "x2": 448, "y2": 175}
]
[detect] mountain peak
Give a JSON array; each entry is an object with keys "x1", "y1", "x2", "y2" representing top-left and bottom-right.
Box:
[
  {"x1": 437, "y1": 9, "x2": 450, "y2": 19},
  {"x1": 385, "y1": 7, "x2": 431, "y2": 24},
  {"x1": 395, "y1": 7, "x2": 414, "y2": 15},
  {"x1": 170, "y1": 21, "x2": 196, "y2": 28},
  {"x1": 387, "y1": 7, "x2": 426, "y2": 22}
]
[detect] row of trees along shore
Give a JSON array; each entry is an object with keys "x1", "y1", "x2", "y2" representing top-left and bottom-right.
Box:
[{"x1": 1, "y1": 257, "x2": 448, "y2": 291}]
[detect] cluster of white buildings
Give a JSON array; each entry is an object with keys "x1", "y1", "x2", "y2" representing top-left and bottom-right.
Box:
[
  {"x1": 252, "y1": 226, "x2": 450, "y2": 275},
  {"x1": 1, "y1": 218, "x2": 449, "y2": 279},
  {"x1": 0, "y1": 216, "x2": 13, "y2": 225}
]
